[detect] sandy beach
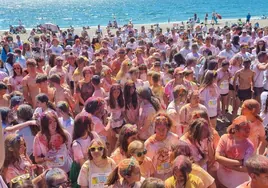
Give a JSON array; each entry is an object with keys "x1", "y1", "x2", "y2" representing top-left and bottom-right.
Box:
[{"x1": 1, "y1": 18, "x2": 268, "y2": 42}]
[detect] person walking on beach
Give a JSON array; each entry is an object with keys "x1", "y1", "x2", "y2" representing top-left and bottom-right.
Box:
[{"x1": 246, "y1": 13, "x2": 251, "y2": 24}]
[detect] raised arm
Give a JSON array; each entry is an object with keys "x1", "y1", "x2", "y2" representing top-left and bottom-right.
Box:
[{"x1": 5, "y1": 120, "x2": 37, "y2": 133}]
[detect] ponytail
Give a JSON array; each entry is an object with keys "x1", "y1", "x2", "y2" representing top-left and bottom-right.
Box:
[
  {"x1": 105, "y1": 166, "x2": 120, "y2": 186},
  {"x1": 47, "y1": 101, "x2": 56, "y2": 111},
  {"x1": 149, "y1": 96, "x2": 160, "y2": 112}
]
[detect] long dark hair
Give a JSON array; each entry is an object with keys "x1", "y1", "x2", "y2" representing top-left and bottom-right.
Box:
[
  {"x1": 256, "y1": 40, "x2": 266, "y2": 55},
  {"x1": 48, "y1": 53, "x2": 57, "y2": 67},
  {"x1": 40, "y1": 112, "x2": 68, "y2": 149},
  {"x1": 173, "y1": 53, "x2": 186, "y2": 67},
  {"x1": 232, "y1": 35, "x2": 240, "y2": 46},
  {"x1": 72, "y1": 112, "x2": 94, "y2": 141},
  {"x1": 138, "y1": 86, "x2": 160, "y2": 112},
  {"x1": 36, "y1": 93, "x2": 56, "y2": 111},
  {"x1": 186, "y1": 118, "x2": 211, "y2": 145},
  {"x1": 108, "y1": 84, "x2": 124, "y2": 109},
  {"x1": 200, "y1": 70, "x2": 217, "y2": 92},
  {"x1": 2, "y1": 134, "x2": 22, "y2": 172},
  {"x1": 116, "y1": 124, "x2": 138, "y2": 153},
  {"x1": 6, "y1": 52, "x2": 16, "y2": 66},
  {"x1": 124, "y1": 81, "x2": 138, "y2": 110},
  {"x1": 12, "y1": 63, "x2": 23, "y2": 78}
]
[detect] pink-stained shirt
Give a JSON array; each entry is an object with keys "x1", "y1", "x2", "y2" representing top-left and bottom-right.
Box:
[
  {"x1": 180, "y1": 136, "x2": 208, "y2": 170},
  {"x1": 72, "y1": 132, "x2": 100, "y2": 163},
  {"x1": 164, "y1": 79, "x2": 192, "y2": 103},
  {"x1": 167, "y1": 101, "x2": 186, "y2": 137},
  {"x1": 110, "y1": 147, "x2": 127, "y2": 165},
  {"x1": 248, "y1": 119, "x2": 265, "y2": 153},
  {"x1": 92, "y1": 87, "x2": 107, "y2": 98},
  {"x1": 125, "y1": 103, "x2": 139, "y2": 125},
  {"x1": 139, "y1": 156, "x2": 156, "y2": 178},
  {"x1": 216, "y1": 134, "x2": 254, "y2": 188},
  {"x1": 145, "y1": 132, "x2": 179, "y2": 180},
  {"x1": 91, "y1": 115, "x2": 106, "y2": 136},
  {"x1": 138, "y1": 102, "x2": 157, "y2": 140},
  {"x1": 33, "y1": 131, "x2": 73, "y2": 172},
  {"x1": 3, "y1": 155, "x2": 32, "y2": 184},
  {"x1": 179, "y1": 103, "x2": 208, "y2": 134}
]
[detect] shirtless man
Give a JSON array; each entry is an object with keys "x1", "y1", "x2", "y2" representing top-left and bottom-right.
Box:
[
  {"x1": 22, "y1": 59, "x2": 39, "y2": 108},
  {"x1": 49, "y1": 74, "x2": 75, "y2": 111},
  {"x1": 233, "y1": 59, "x2": 255, "y2": 116},
  {"x1": 35, "y1": 74, "x2": 55, "y2": 102},
  {"x1": 49, "y1": 56, "x2": 68, "y2": 80},
  {"x1": 111, "y1": 48, "x2": 127, "y2": 76},
  {"x1": 0, "y1": 82, "x2": 10, "y2": 107}
]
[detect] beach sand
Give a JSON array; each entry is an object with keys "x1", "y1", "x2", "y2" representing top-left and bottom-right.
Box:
[{"x1": 1, "y1": 18, "x2": 268, "y2": 42}]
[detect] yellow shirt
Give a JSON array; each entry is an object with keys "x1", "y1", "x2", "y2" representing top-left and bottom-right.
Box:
[
  {"x1": 165, "y1": 174, "x2": 205, "y2": 188},
  {"x1": 191, "y1": 163, "x2": 214, "y2": 188}
]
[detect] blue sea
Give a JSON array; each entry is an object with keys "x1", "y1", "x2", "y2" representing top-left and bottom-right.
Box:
[{"x1": 0, "y1": 0, "x2": 267, "y2": 30}]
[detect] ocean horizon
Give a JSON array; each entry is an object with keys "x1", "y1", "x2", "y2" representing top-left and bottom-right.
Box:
[{"x1": 0, "y1": 0, "x2": 267, "y2": 30}]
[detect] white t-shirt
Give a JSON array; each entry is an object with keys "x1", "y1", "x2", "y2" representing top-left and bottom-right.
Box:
[
  {"x1": 252, "y1": 60, "x2": 265, "y2": 88},
  {"x1": 72, "y1": 132, "x2": 99, "y2": 163},
  {"x1": 126, "y1": 42, "x2": 138, "y2": 50},
  {"x1": 0, "y1": 176, "x2": 7, "y2": 188},
  {"x1": 260, "y1": 91, "x2": 268, "y2": 127},
  {"x1": 59, "y1": 117, "x2": 74, "y2": 136},
  {"x1": 50, "y1": 45, "x2": 64, "y2": 55},
  {"x1": 239, "y1": 35, "x2": 251, "y2": 43},
  {"x1": 77, "y1": 157, "x2": 116, "y2": 187},
  {"x1": 179, "y1": 48, "x2": 191, "y2": 58},
  {"x1": 199, "y1": 84, "x2": 220, "y2": 117},
  {"x1": 263, "y1": 70, "x2": 268, "y2": 90},
  {"x1": 218, "y1": 49, "x2": 235, "y2": 61},
  {"x1": 217, "y1": 69, "x2": 230, "y2": 94}
]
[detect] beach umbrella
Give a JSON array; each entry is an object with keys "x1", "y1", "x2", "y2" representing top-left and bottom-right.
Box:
[{"x1": 41, "y1": 23, "x2": 59, "y2": 32}]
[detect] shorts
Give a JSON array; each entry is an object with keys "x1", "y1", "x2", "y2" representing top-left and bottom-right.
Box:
[
  {"x1": 237, "y1": 88, "x2": 252, "y2": 102},
  {"x1": 229, "y1": 84, "x2": 234, "y2": 91},
  {"x1": 253, "y1": 87, "x2": 264, "y2": 98},
  {"x1": 229, "y1": 84, "x2": 238, "y2": 91},
  {"x1": 220, "y1": 93, "x2": 228, "y2": 97},
  {"x1": 210, "y1": 115, "x2": 217, "y2": 119}
]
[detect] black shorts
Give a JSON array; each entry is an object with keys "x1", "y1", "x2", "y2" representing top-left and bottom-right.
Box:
[
  {"x1": 220, "y1": 93, "x2": 228, "y2": 97},
  {"x1": 237, "y1": 88, "x2": 252, "y2": 102},
  {"x1": 229, "y1": 84, "x2": 234, "y2": 91},
  {"x1": 253, "y1": 87, "x2": 264, "y2": 97}
]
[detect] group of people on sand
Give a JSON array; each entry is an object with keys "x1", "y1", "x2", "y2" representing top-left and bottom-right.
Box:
[{"x1": 1, "y1": 15, "x2": 268, "y2": 188}]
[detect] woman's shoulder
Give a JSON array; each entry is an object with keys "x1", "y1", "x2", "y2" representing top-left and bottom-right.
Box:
[
  {"x1": 107, "y1": 157, "x2": 116, "y2": 165},
  {"x1": 168, "y1": 131, "x2": 179, "y2": 139},
  {"x1": 187, "y1": 173, "x2": 205, "y2": 187}
]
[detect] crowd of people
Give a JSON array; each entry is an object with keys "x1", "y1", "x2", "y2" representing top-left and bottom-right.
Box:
[{"x1": 0, "y1": 18, "x2": 268, "y2": 188}]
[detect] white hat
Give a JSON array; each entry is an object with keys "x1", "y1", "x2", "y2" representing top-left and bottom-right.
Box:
[{"x1": 65, "y1": 45, "x2": 72, "y2": 50}]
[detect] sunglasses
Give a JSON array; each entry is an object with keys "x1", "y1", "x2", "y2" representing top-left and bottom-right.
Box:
[
  {"x1": 11, "y1": 134, "x2": 23, "y2": 145},
  {"x1": 11, "y1": 173, "x2": 30, "y2": 184},
  {"x1": 119, "y1": 51, "x2": 125, "y2": 54},
  {"x1": 136, "y1": 149, "x2": 147, "y2": 157},
  {"x1": 90, "y1": 146, "x2": 104, "y2": 152}
]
